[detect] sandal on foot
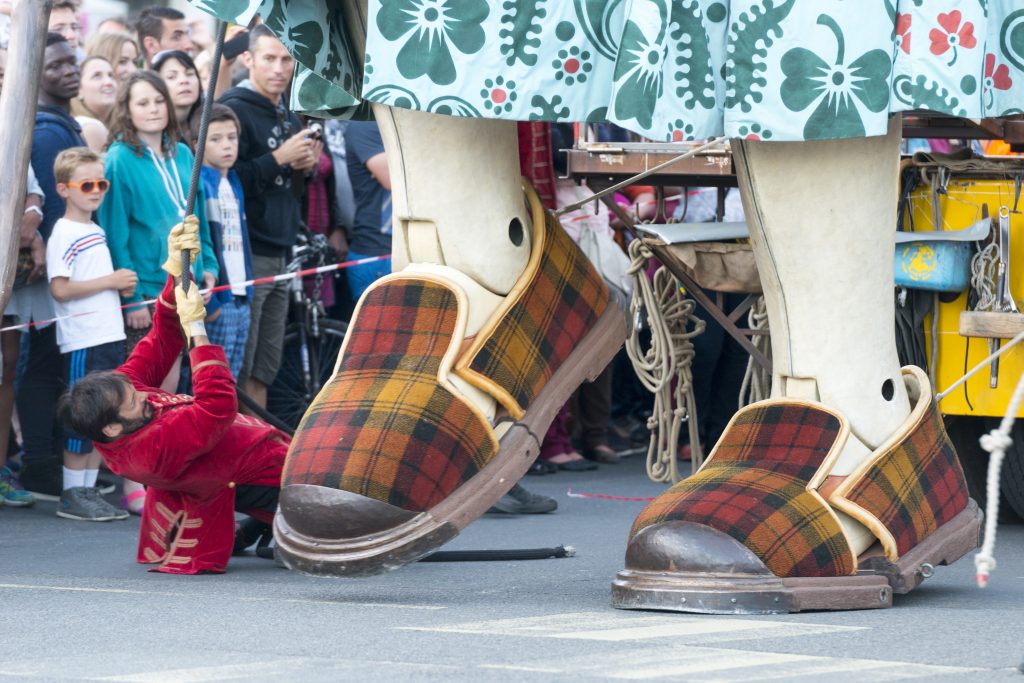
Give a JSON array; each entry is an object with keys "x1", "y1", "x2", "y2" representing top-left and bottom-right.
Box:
[
  {"x1": 612, "y1": 366, "x2": 980, "y2": 614},
  {"x1": 275, "y1": 186, "x2": 626, "y2": 577}
]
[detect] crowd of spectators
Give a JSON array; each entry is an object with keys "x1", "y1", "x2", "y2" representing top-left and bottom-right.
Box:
[
  {"x1": 0, "y1": 1, "x2": 675, "y2": 523},
  {"x1": 0, "y1": 2, "x2": 390, "y2": 520}
]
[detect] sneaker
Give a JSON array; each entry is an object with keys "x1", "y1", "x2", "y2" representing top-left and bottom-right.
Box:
[
  {"x1": 0, "y1": 466, "x2": 34, "y2": 507},
  {"x1": 487, "y1": 484, "x2": 558, "y2": 514},
  {"x1": 20, "y1": 458, "x2": 62, "y2": 501},
  {"x1": 95, "y1": 473, "x2": 117, "y2": 496},
  {"x1": 56, "y1": 487, "x2": 122, "y2": 521},
  {"x1": 86, "y1": 487, "x2": 129, "y2": 520}
]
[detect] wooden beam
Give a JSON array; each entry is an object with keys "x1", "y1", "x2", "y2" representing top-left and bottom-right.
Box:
[
  {"x1": 0, "y1": 0, "x2": 52, "y2": 315},
  {"x1": 959, "y1": 311, "x2": 1024, "y2": 339}
]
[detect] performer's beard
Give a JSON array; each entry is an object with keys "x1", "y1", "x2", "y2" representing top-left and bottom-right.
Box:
[{"x1": 119, "y1": 403, "x2": 154, "y2": 436}]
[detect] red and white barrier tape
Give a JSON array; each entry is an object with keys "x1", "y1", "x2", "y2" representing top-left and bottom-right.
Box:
[{"x1": 1, "y1": 254, "x2": 390, "y2": 333}]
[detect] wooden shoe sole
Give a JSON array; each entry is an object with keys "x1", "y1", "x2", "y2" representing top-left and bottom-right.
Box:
[{"x1": 610, "y1": 499, "x2": 982, "y2": 614}]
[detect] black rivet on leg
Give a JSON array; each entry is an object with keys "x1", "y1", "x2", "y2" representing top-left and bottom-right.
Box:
[
  {"x1": 508, "y1": 218, "x2": 524, "y2": 246},
  {"x1": 881, "y1": 379, "x2": 895, "y2": 401}
]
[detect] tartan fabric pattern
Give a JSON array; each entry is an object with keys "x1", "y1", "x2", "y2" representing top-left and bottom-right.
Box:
[
  {"x1": 284, "y1": 278, "x2": 498, "y2": 512},
  {"x1": 837, "y1": 397, "x2": 969, "y2": 558},
  {"x1": 630, "y1": 403, "x2": 856, "y2": 578},
  {"x1": 463, "y1": 212, "x2": 608, "y2": 415}
]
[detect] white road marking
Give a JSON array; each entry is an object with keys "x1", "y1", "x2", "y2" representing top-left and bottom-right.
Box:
[
  {"x1": 478, "y1": 664, "x2": 564, "y2": 673},
  {"x1": 96, "y1": 660, "x2": 302, "y2": 683},
  {"x1": 494, "y1": 646, "x2": 981, "y2": 681},
  {"x1": 0, "y1": 582, "x2": 444, "y2": 610},
  {"x1": 402, "y1": 610, "x2": 863, "y2": 644}
]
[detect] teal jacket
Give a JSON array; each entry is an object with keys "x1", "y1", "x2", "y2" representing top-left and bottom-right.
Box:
[{"x1": 99, "y1": 140, "x2": 218, "y2": 306}]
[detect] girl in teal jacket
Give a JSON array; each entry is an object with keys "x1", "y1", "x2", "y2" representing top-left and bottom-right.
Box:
[{"x1": 99, "y1": 71, "x2": 218, "y2": 337}]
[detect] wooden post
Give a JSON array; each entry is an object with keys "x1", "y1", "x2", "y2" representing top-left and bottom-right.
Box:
[{"x1": 0, "y1": 0, "x2": 52, "y2": 315}]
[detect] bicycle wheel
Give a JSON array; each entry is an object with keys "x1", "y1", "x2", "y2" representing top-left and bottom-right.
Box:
[{"x1": 267, "y1": 318, "x2": 348, "y2": 429}]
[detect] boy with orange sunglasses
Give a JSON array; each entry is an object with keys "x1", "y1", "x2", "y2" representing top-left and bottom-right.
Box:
[{"x1": 46, "y1": 146, "x2": 138, "y2": 521}]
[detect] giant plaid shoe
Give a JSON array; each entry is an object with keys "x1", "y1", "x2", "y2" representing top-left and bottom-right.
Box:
[
  {"x1": 612, "y1": 366, "x2": 981, "y2": 613},
  {"x1": 275, "y1": 187, "x2": 626, "y2": 576}
]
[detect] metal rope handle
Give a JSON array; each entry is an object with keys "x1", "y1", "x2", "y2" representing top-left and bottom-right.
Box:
[{"x1": 182, "y1": 20, "x2": 228, "y2": 294}]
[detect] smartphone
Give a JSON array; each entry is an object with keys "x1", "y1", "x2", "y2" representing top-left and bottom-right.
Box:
[{"x1": 222, "y1": 30, "x2": 250, "y2": 60}]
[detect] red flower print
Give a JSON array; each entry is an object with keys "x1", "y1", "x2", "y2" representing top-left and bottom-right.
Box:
[
  {"x1": 929, "y1": 11, "x2": 977, "y2": 61},
  {"x1": 985, "y1": 53, "x2": 1013, "y2": 92},
  {"x1": 896, "y1": 13, "x2": 911, "y2": 55}
]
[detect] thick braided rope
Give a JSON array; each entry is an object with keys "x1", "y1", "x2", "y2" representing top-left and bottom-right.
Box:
[
  {"x1": 739, "y1": 296, "x2": 770, "y2": 407},
  {"x1": 626, "y1": 240, "x2": 706, "y2": 482}
]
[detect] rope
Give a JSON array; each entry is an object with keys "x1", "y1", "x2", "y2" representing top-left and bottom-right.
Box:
[
  {"x1": 626, "y1": 240, "x2": 705, "y2": 483},
  {"x1": 970, "y1": 241, "x2": 999, "y2": 313},
  {"x1": 974, "y1": 365, "x2": 1024, "y2": 587},
  {"x1": 739, "y1": 296, "x2": 771, "y2": 407},
  {"x1": 936, "y1": 329, "x2": 1024, "y2": 401},
  {"x1": 913, "y1": 151, "x2": 1024, "y2": 188},
  {"x1": 181, "y1": 20, "x2": 228, "y2": 294}
]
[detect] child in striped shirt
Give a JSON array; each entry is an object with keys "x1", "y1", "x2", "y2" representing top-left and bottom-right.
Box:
[{"x1": 46, "y1": 147, "x2": 137, "y2": 522}]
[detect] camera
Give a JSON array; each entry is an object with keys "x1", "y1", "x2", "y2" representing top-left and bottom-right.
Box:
[{"x1": 306, "y1": 122, "x2": 324, "y2": 142}]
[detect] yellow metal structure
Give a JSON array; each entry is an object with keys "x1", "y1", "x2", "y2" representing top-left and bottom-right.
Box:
[{"x1": 906, "y1": 178, "x2": 1024, "y2": 417}]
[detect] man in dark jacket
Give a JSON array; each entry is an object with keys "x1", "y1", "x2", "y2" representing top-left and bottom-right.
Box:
[
  {"x1": 19, "y1": 33, "x2": 86, "y2": 498},
  {"x1": 218, "y1": 25, "x2": 320, "y2": 411}
]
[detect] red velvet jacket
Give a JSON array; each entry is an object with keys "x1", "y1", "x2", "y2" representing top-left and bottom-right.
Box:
[{"x1": 96, "y1": 277, "x2": 289, "y2": 574}]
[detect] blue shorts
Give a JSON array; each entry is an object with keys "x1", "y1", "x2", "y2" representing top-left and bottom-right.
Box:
[
  {"x1": 62, "y1": 340, "x2": 125, "y2": 454},
  {"x1": 345, "y1": 250, "x2": 392, "y2": 303}
]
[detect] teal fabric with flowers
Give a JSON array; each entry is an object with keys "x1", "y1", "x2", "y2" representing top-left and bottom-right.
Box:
[{"x1": 190, "y1": 0, "x2": 1024, "y2": 142}]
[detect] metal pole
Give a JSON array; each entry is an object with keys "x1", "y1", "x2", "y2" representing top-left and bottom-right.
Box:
[
  {"x1": 0, "y1": 0, "x2": 52, "y2": 314},
  {"x1": 181, "y1": 20, "x2": 227, "y2": 294}
]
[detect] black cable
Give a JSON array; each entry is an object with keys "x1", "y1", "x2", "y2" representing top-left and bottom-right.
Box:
[
  {"x1": 418, "y1": 545, "x2": 576, "y2": 562},
  {"x1": 181, "y1": 20, "x2": 228, "y2": 294},
  {"x1": 236, "y1": 388, "x2": 295, "y2": 434}
]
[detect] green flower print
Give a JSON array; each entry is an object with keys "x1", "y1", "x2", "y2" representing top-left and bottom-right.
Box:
[
  {"x1": 779, "y1": 15, "x2": 891, "y2": 140},
  {"x1": 612, "y1": 0, "x2": 669, "y2": 130},
  {"x1": 376, "y1": 0, "x2": 489, "y2": 86}
]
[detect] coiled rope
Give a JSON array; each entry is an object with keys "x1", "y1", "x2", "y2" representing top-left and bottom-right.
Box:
[
  {"x1": 626, "y1": 240, "x2": 705, "y2": 482},
  {"x1": 739, "y1": 296, "x2": 771, "y2": 407},
  {"x1": 969, "y1": 241, "x2": 999, "y2": 313}
]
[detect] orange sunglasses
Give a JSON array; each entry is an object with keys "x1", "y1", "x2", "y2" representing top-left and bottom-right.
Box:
[{"x1": 66, "y1": 179, "x2": 110, "y2": 193}]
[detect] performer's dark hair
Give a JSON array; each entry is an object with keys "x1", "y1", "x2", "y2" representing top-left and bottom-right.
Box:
[
  {"x1": 57, "y1": 372, "x2": 131, "y2": 443},
  {"x1": 46, "y1": 32, "x2": 68, "y2": 47}
]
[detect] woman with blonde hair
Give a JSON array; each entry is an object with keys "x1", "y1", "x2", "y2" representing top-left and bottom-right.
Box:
[
  {"x1": 70, "y1": 56, "x2": 116, "y2": 151},
  {"x1": 85, "y1": 30, "x2": 138, "y2": 84}
]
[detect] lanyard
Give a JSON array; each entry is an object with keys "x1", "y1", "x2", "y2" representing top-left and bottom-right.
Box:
[{"x1": 147, "y1": 145, "x2": 186, "y2": 219}]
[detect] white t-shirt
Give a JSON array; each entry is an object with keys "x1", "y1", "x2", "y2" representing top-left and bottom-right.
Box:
[
  {"x1": 46, "y1": 218, "x2": 127, "y2": 354},
  {"x1": 217, "y1": 177, "x2": 247, "y2": 296}
]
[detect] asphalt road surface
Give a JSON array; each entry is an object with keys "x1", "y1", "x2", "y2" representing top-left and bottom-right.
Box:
[{"x1": 1, "y1": 455, "x2": 1021, "y2": 682}]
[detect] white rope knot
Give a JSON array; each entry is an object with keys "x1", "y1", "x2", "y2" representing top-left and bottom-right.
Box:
[
  {"x1": 974, "y1": 553, "x2": 997, "y2": 588},
  {"x1": 979, "y1": 430, "x2": 1012, "y2": 454}
]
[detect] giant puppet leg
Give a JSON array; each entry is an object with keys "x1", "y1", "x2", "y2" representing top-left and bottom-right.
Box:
[
  {"x1": 274, "y1": 105, "x2": 626, "y2": 576},
  {"x1": 613, "y1": 119, "x2": 980, "y2": 613}
]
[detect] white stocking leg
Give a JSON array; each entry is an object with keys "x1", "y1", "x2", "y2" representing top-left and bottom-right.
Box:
[{"x1": 734, "y1": 117, "x2": 910, "y2": 554}]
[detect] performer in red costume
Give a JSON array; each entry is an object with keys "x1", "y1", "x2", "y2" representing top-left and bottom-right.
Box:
[{"x1": 58, "y1": 219, "x2": 288, "y2": 574}]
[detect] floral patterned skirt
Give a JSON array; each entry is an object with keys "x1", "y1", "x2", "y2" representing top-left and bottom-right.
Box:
[{"x1": 190, "y1": 0, "x2": 1024, "y2": 142}]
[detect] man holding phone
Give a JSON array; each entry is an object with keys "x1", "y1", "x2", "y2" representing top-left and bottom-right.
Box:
[{"x1": 218, "y1": 25, "x2": 321, "y2": 412}]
